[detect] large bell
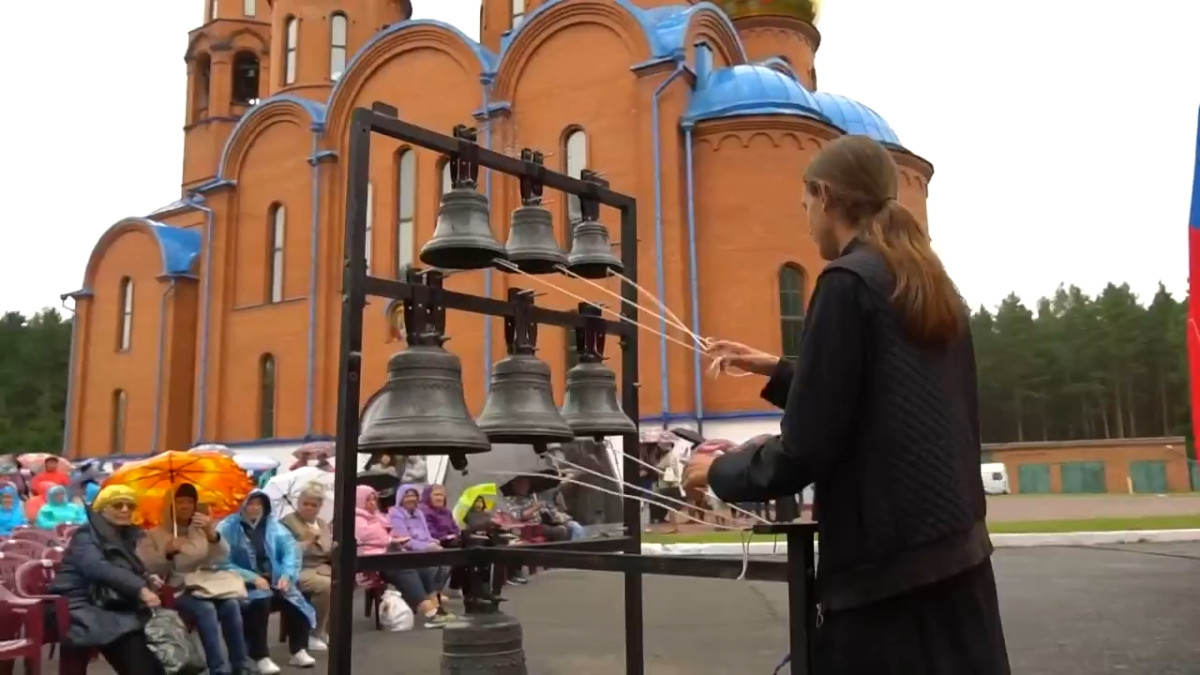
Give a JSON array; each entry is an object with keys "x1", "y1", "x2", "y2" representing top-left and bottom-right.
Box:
[
  {"x1": 560, "y1": 361, "x2": 636, "y2": 438},
  {"x1": 360, "y1": 344, "x2": 492, "y2": 455},
  {"x1": 441, "y1": 613, "x2": 528, "y2": 675},
  {"x1": 420, "y1": 187, "x2": 508, "y2": 270},
  {"x1": 504, "y1": 205, "x2": 566, "y2": 274},
  {"x1": 477, "y1": 353, "x2": 575, "y2": 444},
  {"x1": 566, "y1": 218, "x2": 623, "y2": 279}
]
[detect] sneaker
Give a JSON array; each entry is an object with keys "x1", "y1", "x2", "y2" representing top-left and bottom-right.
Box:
[
  {"x1": 288, "y1": 650, "x2": 317, "y2": 668},
  {"x1": 307, "y1": 635, "x2": 328, "y2": 652},
  {"x1": 507, "y1": 575, "x2": 528, "y2": 586},
  {"x1": 424, "y1": 612, "x2": 452, "y2": 628},
  {"x1": 255, "y1": 658, "x2": 281, "y2": 674}
]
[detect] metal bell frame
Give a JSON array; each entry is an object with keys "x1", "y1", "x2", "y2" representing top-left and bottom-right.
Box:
[{"x1": 330, "y1": 102, "x2": 821, "y2": 675}]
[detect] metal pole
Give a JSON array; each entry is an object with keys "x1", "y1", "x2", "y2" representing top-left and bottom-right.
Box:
[
  {"x1": 785, "y1": 526, "x2": 817, "y2": 675},
  {"x1": 618, "y1": 202, "x2": 644, "y2": 675},
  {"x1": 327, "y1": 108, "x2": 372, "y2": 675}
]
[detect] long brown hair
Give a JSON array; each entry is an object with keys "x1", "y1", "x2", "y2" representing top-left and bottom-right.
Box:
[{"x1": 804, "y1": 135, "x2": 963, "y2": 347}]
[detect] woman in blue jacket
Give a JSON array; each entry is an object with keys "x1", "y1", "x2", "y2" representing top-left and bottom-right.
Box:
[
  {"x1": 0, "y1": 484, "x2": 27, "y2": 535},
  {"x1": 218, "y1": 491, "x2": 316, "y2": 674}
]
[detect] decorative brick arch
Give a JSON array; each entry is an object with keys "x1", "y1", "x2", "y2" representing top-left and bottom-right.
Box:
[
  {"x1": 217, "y1": 96, "x2": 325, "y2": 181},
  {"x1": 683, "y1": 6, "x2": 745, "y2": 67},
  {"x1": 82, "y1": 218, "x2": 199, "y2": 292},
  {"x1": 324, "y1": 22, "x2": 491, "y2": 140},
  {"x1": 491, "y1": 0, "x2": 653, "y2": 102}
]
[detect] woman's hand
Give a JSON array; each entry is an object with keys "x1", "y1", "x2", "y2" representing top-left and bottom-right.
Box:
[
  {"x1": 139, "y1": 587, "x2": 162, "y2": 608},
  {"x1": 146, "y1": 575, "x2": 165, "y2": 591},
  {"x1": 706, "y1": 340, "x2": 780, "y2": 376},
  {"x1": 253, "y1": 576, "x2": 271, "y2": 591}
]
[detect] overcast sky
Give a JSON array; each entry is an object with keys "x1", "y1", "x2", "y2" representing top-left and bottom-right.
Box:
[{"x1": 2, "y1": 0, "x2": 1196, "y2": 316}]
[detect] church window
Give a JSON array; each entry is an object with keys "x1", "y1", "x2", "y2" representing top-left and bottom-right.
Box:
[
  {"x1": 778, "y1": 264, "x2": 807, "y2": 359},
  {"x1": 563, "y1": 128, "x2": 587, "y2": 227},
  {"x1": 192, "y1": 53, "x2": 212, "y2": 121},
  {"x1": 365, "y1": 182, "x2": 375, "y2": 272},
  {"x1": 440, "y1": 161, "x2": 452, "y2": 195},
  {"x1": 512, "y1": 0, "x2": 526, "y2": 28},
  {"x1": 209, "y1": 0, "x2": 218, "y2": 21},
  {"x1": 268, "y1": 204, "x2": 285, "y2": 302},
  {"x1": 259, "y1": 355, "x2": 276, "y2": 438},
  {"x1": 396, "y1": 149, "x2": 415, "y2": 274},
  {"x1": 232, "y1": 51, "x2": 260, "y2": 105},
  {"x1": 111, "y1": 390, "x2": 127, "y2": 454},
  {"x1": 284, "y1": 17, "x2": 299, "y2": 85},
  {"x1": 117, "y1": 277, "x2": 134, "y2": 351},
  {"x1": 330, "y1": 13, "x2": 348, "y2": 80},
  {"x1": 243, "y1": 0, "x2": 255, "y2": 16}
]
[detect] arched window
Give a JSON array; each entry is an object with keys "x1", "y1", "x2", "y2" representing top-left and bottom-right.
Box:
[
  {"x1": 283, "y1": 17, "x2": 299, "y2": 85},
  {"x1": 395, "y1": 149, "x2": 415, "y2": 274},
  {"x1": 440, "y1": 161, "x2": 452, "y2": 195},
  {"x1": 231, "y1": 51, "x2": 260, "y2": 105},
  {"x1": 268, "y1": 205, "x2": 285, "y2": 302},
  {"x1": 512, "y1": 0, "x2": 526, "y2": 28},
  {"x1": 778, "y1": 264, "x2": 807, "y2": 359},
  {"x1": 365, "y1": 182, "x2": 375, "y2": 272},
  {"x1": 330, "y1": 13, "x2": 348, "y2": 80},
  {"x1": 111, "y1": 390, "x2": 127, "y2": 454},
  {"x1": 259, "y1": 355, "x2": 276, "y2": 438},
  {"x1": 243, "y1": 0, "x2": 255, "y2": 16},
  {"x1": 564, "y1": 129, "x2": 587, "y2": 226},
  {"x1": 192, "y1": 53, "x2": 212, "y2": 121},
  {"x1": 117, "y1": 277, "x2": 134, "y2": 351}
]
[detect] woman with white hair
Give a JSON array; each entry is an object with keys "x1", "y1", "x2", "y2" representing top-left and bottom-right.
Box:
[{"x1": 279, "y1": 482, "x2": 333, "y2": 651}]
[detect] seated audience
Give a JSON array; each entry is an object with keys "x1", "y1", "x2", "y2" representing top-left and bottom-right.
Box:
[
  {"x1": 419, "y1": 484, "x2": 460, "y2": 546},
  {"x1": 0, "y1": 484, "x2": 27, "y2": 535},
  {"x1": 31, "y1": 457, "x2": 71, "y2": 494},
  {"x1": 280, "y1": 482, "x2": 333, "y2": 651},
  {"x1": 500, "y1": 477, "x2": 584, "y2": 541},
  {"x1": 49, "y1": 485, "x2": 164, "y2": 675},
  {"x1": 218, "y1": 491, "x2": 316, "y2": 673},
  {"x1": 355, "y1": 485, "x2": 451, "y2": 628},
  {"x1": 138, "y1": 484, "x2": 249, "y2": 675},
  {"x1": 36, "y1": 484, "x2": 87, "y2": 530}
]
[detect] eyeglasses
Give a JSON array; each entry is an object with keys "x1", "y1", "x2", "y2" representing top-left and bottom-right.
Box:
[{"x1": 107, "y1": 501, "x2": 136, "y2": 511}]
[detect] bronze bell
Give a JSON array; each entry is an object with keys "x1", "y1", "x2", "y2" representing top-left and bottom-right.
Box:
[
  {"x1": 560, "y1": 360, "x2": 636, "y2": 438},
  {"x1": 420, "y1": 187, "x2": 508, "y2": 270},
  {"x1": 566, "y1": 218, "x2": 622, "y2": 279},
  {"x1": 359, "y1": 344, "x2": 492, "y2": 455},
  {"x1": 504, "y1": 205, "x2": 566, "y2": 274},
  {"x1": 441, "y1": 613, "x2": 528, "y2": 675},
  {"x1": 477, "y1": 353, "x2": 575, "y2": 444}
]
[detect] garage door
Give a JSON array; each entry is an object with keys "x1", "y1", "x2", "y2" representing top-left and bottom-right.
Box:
[
  {"x1": 1129, "y1": 460, "x2": 1168, "y2": 494},
  {"x1": 1060, "y1": 461, "x2": 1107, "y2": 493},
  {"x1": 1017, "y1": 464, "x2": 1051, "y2": 494}
]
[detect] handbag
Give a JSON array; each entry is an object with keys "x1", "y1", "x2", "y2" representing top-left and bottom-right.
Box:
[
  {"x1": 144, "y1": 608, "x2": 206, "y2": 675},
  {"x1": 182, "y1": 569, "x2": 248, "y2": 600}
]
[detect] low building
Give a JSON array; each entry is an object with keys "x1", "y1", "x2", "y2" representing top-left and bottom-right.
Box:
[{"x1": 985, "y1": 437, "x2": 1195, "y2": 494}]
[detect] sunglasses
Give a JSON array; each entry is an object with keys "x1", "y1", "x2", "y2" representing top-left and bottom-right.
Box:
[{"x1": 107, "y1": 501, "x2": 136, "y2": 511}]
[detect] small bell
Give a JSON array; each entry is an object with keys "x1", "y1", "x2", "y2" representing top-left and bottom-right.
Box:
[
  {"x1": 566, "y1": 218, "x2": 622, "y2": 279},
  {"x1": 504, "y1": 205, "x2": 567, "y2": 274},
  {"x1": 560, "y1": 360, "x2": 636, "y2": 439},
  {"x1": 440, "y1": 613, "x2": 528, "y2": 674},
  {"x1": 420, "y1": 187, "x2": 508, "y2": 270},
  {"x1": 477, "y1": 353, "x2": 575, "y2": 445},
  {"x1": 359, "y1": 345, "x2": 492, "y2": 455}
]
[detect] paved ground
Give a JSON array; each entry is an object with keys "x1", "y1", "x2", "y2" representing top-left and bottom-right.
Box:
[
  {"x1": 985, "y1": 494, "x2": 1200, "y2": 521},
  {"x1": 68, "y1": 542, "x2": 1200, "y2": 674}
]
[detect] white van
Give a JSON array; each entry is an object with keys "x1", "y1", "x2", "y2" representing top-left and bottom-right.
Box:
[{"x1": 981, "y1": 463, "x2": 1010, "y2": 495}]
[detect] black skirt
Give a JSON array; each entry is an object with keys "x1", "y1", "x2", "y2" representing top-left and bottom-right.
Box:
[{"x1": 814, "y1": 558, "x2": 1010, "y2": 675}]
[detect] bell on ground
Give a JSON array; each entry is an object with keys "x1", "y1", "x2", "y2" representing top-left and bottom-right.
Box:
[
  {"x1": 441, "y1": 612, "x2": 528, "y2": 675},
  {"x1": 504, "y1": 205, "x2": 566, "y2": 274},
  {"x1": 560, "y1": 361, "x2": 636, "y2": 438},
  {"x1": 360, "y1": 345, "x2": 492, "y2": 455},
  {"x1": 477, "y1": 353, "x2": 575, "y2": 444},
  {"x1": 566, "y1": 218, "x2": 622, "y2": 279},
  {"x1": 421, "y1": 187, "x2": 508, "y2": 270}
]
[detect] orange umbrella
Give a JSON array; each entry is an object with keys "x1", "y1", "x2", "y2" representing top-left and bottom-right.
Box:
[{"x1": 102, "y1": 450, "x2": 254, "y2": 528}]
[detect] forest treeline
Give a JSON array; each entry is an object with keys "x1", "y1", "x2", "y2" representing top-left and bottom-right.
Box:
[{"x1": 0, "y1": 281, "x2": 1189, "y2": 452}]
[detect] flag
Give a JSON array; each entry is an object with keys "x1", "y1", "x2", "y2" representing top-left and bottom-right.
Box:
[{"x1": 1187, "y1": 107, "x2": 1200, "y2": 444}]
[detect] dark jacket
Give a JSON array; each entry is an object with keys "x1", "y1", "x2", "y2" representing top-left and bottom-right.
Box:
[
  {"x1": 48, "y1": 508, "x2": 150, "y2": 647},
  {"x1": 709, "y1": 242, "x2": 991, "y2": 611}
]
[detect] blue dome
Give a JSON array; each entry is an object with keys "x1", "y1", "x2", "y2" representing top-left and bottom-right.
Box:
[
  {"x1": 812, "y1": 92, "x2": 902, "y2": 148},
  {"x1": 684, "y1": 64, "x2": 827, "y2": 125}
]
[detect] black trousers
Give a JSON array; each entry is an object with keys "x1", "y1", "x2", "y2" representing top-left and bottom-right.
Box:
[
  {"x1": 243, "y1": 593, "x2": 308, "y2": 659},
  {"x1": 814, "y1": 559, "x2": 1011, "y2": 675},
  {"x1": 100, "y1": 630, "x2": 163, "y2": 675}
]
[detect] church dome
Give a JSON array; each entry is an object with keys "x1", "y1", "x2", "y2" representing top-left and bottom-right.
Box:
[
  {"x1": 812, "y1": 92, "x2": 902, "y2": 148},
  {"x1": 712, "y1": 0, "x2": 821, "y2": 23},
  {"x1": 684, "y1": 64, "x2": 826, "y2": 125}
]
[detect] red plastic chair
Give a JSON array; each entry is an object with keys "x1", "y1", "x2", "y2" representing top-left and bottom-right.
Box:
[
  {"x1": 40, "y1": 549, "x2": 62, "y2": 564},
  {"x1": 13, "y1": 560, "x2": 67, "y2": 654},
  {"x1": 10, "y1": 531, "x2": 58, "y2": 548},
  {"x1": 0, "y1": 541, "x2": 44, "y2": 561},
  {"x1": 0, "y1": 585, "x2": 44, "y2": 674},
  {"x1": 51, "y1": 526, "x2": 76, "y2": 542},
  {"x1": 0, "y1": 556, "x2": 30, "y2": 593}
]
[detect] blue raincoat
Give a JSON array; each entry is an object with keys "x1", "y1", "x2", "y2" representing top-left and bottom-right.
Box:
[
  {"x1": 35, "y1": 485, "x2": 86, "y2": 530},
  {"x1": 0, "y1": 484, "x2": 27, "y2": 535},
  {"x1": 217, "y1": 490, "x2": 316, "y2": 627},
  {"x1": 83, "y1": 482, "x2": 101, "y2": 505}
]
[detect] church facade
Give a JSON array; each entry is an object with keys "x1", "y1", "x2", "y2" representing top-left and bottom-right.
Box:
[{"x1": 63, "y1": 0, "x2": 932, "y2": 458}]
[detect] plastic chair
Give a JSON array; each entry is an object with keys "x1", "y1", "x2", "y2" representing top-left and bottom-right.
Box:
[
  {"x1": 40, "y1": 549, "x2": 62, "y2": 563},
  {"x1": 0, "y1": 541, "x2": 44, "y2": 561},
  {"x1": 0, "y1": 585, "x2": 44, "y2": 674},
  {"x1": 13, "y1": 560, "x2": 67, "y2": 656},
  {"x1": 10, "y1": 531, "x2": 58, "y2": 548}
]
